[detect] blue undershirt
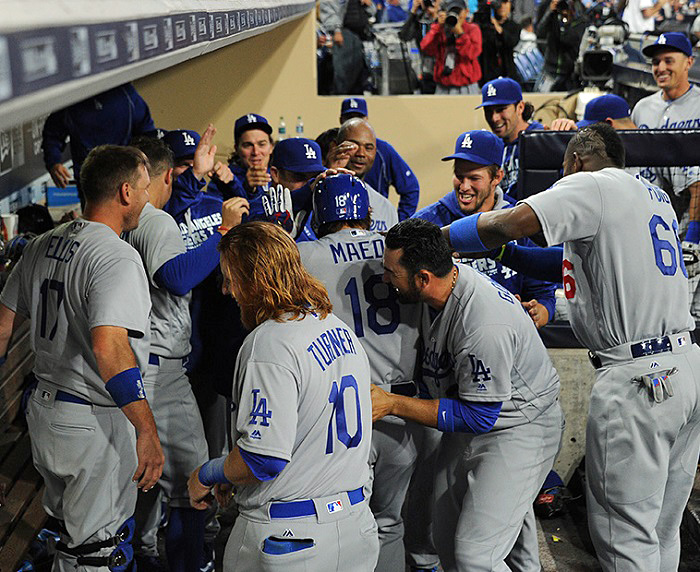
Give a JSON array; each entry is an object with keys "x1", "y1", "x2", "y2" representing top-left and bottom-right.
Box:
[
  {"x1": 239, "y1": 448, "x2": 289, "y2": 481},
  {"x1": 437, "y1": 399, "x2": 502, "y2": 434},
  {"x1": 153, "y1": 231, "x2": 222, "y2": 296}
]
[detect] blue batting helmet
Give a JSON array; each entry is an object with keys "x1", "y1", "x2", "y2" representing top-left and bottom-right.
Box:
[{"x1": 312, "y1": 173, "x2": 370, "y2": 228}]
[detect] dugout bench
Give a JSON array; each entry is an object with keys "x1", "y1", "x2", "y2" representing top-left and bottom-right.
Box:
[{"x1": 0, "y1": 321, "x2": 44, "y2": 571}]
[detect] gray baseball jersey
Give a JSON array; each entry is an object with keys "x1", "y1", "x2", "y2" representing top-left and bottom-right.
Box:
[
  {"x1": 631, "y1": 86, "x2": 700, "y2": 196},
  {"x1": 298, "y1": 228, "x2": 420, "y2": 386},
  {"x1": 0, "y1": 219, "x2": 151, "y2": 405},
  {"x1": 422, "y1": 264, "x2": 560, "y2": 429},
  {"x1": 523, "y1": 167, "x2": 694, "y2": 351},
  {"x1": 366, "y1": 183, "x2": 399, "y2": 233},
  {"x1": 124, "y1": 202, "x2": 191, "y2": 358},
  {"x1": 230, "y1": 311, "x2": 372, "y2": 511}
]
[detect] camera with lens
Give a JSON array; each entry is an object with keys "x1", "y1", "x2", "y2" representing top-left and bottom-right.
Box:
[{"x1": 443, "y1": 0, "x2": 467, "y2": 34}]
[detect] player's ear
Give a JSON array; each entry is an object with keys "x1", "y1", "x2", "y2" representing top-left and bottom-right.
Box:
[
  {"x1": 118, "y1": 181, "x2": 130, "y2": 205},
  {"x1": 164, "y1": 168, "x2": 173, "y2": 187},
  {"x1": 270, "y1": 166, "x2": 279, "y2": 181},
  {"x1": 415, "y1": 269, "x2": 431, "y2": 289}
]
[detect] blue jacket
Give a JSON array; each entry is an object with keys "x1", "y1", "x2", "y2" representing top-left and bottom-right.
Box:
[
  {"x1": 365, "y1": 138, "x2": 420, "y2": 221},
  {"x1": 413, "y1": 188, "x2": 557, "y2": 322},
  {"x1": 42, "y1": 83, "x2": 155, "y2": 186},
  {"x1": 502, "y1": 121, "x2": 544, "y2": 199}
]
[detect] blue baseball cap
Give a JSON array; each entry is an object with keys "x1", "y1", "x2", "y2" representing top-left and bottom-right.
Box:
[
  {"x1": 577, "y1": 94, "x2": 631, "y2": 127},
  {"x1": 340, "y1": 97, "x2": 368, "y2": 117},
  {"x1": 271, "y1": 138, "x2": 324, "y2": 174},
  {"x1": 313, "y1": 173, "x2": 370, "y2": 226},
  {"x1": 642, "y1": 32, "x2": 693, "y2": 58},
  {"x1": 476, "y1": 78, "x2": 523, "y2": 109},
  {"x1": 234, "y1": 113, "x2": 272, "y2": 144},
  {"x1": 162, "y1": 129, "x2": 200, "y2": 161},
  {"x1": 442, "y1": 130, "x2": 504, "y2": 166}
]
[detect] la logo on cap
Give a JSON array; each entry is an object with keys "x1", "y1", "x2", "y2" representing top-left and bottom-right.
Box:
[
  {"x1": 659, "y1": 34, "x2": 666, "y2": 44},
  {"x1": 350, "y1": 99, "x2": 358, "y2": 108},
  {"x1": 461, "y1": 134, "x2": 473, "y2": 149},
  {"x1": 247, "y1": 114, "x2": 256, "y2": 123},
  {"x1": 183, "y1": 132, "x2": 195, "y2": 147},
  {"x1": 304, "y1": 144, "x2": 317, "y2": 159},
  {"x1": 487, "y1": 84, "x2": 497, "y2": 97}
]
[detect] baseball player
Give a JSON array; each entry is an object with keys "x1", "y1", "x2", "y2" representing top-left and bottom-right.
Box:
[
  {"x1": 42, "y1": 83, "x2": 156, "y2": 207},
  {"x1": 188, "y1": 221, "x2": 379, "y2": 572},
  {"x1": 631, "y1": 32, "x2": 700, "y2": 324},
  {"x1": 414, "y1": 129, "x2": 556, "y2": 329},
  {"x1": 373, "y1": 218, "x2": 563, "y2": 572},
  {"x1": 339, "y1": 97, "x2": 421, "y2": 220},
  {"x1": 477, "y1": 78, "x2": 544, "y2": 198},
  {"x1": 126, "y1": 136, "x2": 248, "y2": 571},
  {"x1": 444, "y1": 123, "x2": 700, "y2": 571},
  {"x1": 298, "y1": 173, "x2": 421, "y2": 571},
  {"x1": 208, "y1": 113, "x2": 274, "y2": 200},
  {"x1": 0, "y1": 145, "x2": 164, "y2": 570}
]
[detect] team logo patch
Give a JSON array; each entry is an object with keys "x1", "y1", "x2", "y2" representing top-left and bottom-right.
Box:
[
  {"x1": 249, "y1": 389, "x2": 272, "y2": 426},
  {"x1": 304, "y1": 144, "x2": 317, "y2": 159},
  {"x1": 350, "y1": 99, "x2": 358, "y2": 108},
  {"x1": 326, "y1": 499, "x2": 343, "y2": 514},
  {"x1": 487, "y1": 83, "x2": 497, "y2": 97},
  {"x1": 659, "y1": 34, "x2": 667, "y2": 44},
  {"x1": 461, "y1": 134, "x2": 473, "y2": 149},
  {"x1": 247, "y1": 113, "x2": 257, "y2": 123},
  {"x1": 182, "y1": 132, "x2": 195, "y2": 147},
  {"x1": 250, "y1": 429, "x2": 262, "y2": 440}
]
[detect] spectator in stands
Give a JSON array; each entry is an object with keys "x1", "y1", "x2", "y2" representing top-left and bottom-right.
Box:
[
  {"x1": 617, "y1": 0, "x2": 668, "y2": 33},
  {"x1": 420, "y1": 0, "x2": 483, "y2": 93},
  {"x1": 399, "y1": 0, "x2": 442, "y2": 93},
  {"x1": 535, "y1": 0, "x2": 587, "y2": 91},
  {"x1": 320, "y1": 0, "x2": 377, "y2": 94},
  {"x1": 382, "y1": 0, "x2": 411, "y2": 22},
  {"x1": 515, "y1": 16, "x2": 538, "y2": 53},
  {"x1": 474, "y1": 0, "x2": 521, "y2": 84},
  {"x1": 477, "y1": 77, "x2": 544, "y2": 197},
  {"x1": 339, "y1": 97, "x2": 420, "y2": 219},
  {"x1": 42, "y1": 83, "x2": 156, "y2": 208},
  {"x1": 693, "y1": 9, "x2": 700, "y2": 43}
]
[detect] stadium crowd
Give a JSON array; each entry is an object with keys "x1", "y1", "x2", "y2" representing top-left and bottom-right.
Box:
[{"x1": 0, "y1": 22, "x2": 699, "y2": 572}]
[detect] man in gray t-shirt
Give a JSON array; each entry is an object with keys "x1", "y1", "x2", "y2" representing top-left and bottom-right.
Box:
[
  {"x1": 0, "y1": 145, "x2": 163, "y2": 571},
  {"x1": 373, "y1": 218, "x2": 563, "y2": 572},
  {"x1": 444, "y1": 123, "x2": 700, "y2": 571}
]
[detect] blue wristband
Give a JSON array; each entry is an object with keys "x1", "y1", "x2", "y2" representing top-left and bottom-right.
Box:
[
  {"x1": 449, "y1": 213, "x2": 487, "y2": 253},
  {"x1": 105, "y1": 367, "x2": 146, "y2": 408},
  {"x1": 198, "y1": 456, "x2": 231, "y2": 486},
  {"x1": 686, "y1": 221, "x2": 700, "y2": 244}
]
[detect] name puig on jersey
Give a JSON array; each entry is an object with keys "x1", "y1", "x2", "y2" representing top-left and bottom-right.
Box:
[
  {"x1": 307, "y1": 327, "x2": 358, "y2": 372},
  {"x1": 45, "y1": 235, "x2": 81, "y2": 263},
  {"x1": 330, "y1": 238, "x2": 384, "y2": 264}
]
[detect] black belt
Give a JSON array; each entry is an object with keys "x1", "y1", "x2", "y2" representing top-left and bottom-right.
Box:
[{"x1": 588, "y1": 333, "x2": 694, "y2": 369}]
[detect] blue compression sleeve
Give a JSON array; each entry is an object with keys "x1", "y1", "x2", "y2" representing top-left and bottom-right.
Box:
[
  {"x1": 686, "y1": 221, "x2": 700, "y2": 244},
  {"x1": 499, "y1": 243, "x2": 565, "y2": 284},
  {"x1": 239, "y1": 448, "x2": 289, "y2": 482},
  {"x1": 448, "y1": 214, "x2": 487, "y2": 253},
  {"x1": 198, "y1": 456, "x2": 230, "y2": 486},
  {"x1": 154, "y1": 232, "x2": 222, "y2": 296},
  {"x1": 437, "y1": 399, "x2": 502, "y2": 434}
]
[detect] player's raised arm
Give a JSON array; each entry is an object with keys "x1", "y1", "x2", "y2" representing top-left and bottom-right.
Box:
[
  {"x1": 91, "y1": 325, "x2": 164, "y2": 491},
  {"x1": 441, "y1": 202, "x2": 543, "y2": 253}
]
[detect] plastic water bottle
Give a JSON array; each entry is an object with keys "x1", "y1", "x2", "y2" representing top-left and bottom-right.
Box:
[
  {"x1": 278, "y1": 117, "x2": 286, "y2": 141},
  {"x1": 296, "y1": 116, "x2": 304, "y2": 136}
]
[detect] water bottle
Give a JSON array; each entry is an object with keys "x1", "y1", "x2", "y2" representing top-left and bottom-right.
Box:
[
  {"x1": 296, "y1": 116, "x2": 304, "y2": 136},
  {"x1": 278, "y1": 117, "x2": 286, "y2": 141}
]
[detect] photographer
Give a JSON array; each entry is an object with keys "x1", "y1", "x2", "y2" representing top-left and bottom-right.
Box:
[
  {"x1": 535, "y1": 0, "x2": 587, "y2": 91},
  {"x1": 474, "y1": 0, "x2": 521, "y2": 83},
  {"x1": 420, "y1": 0, "x2": 483, "y2": 93}
]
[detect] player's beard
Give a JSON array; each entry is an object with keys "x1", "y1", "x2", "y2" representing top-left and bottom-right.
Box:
[{"x1": 395, "y1": 281, "x2": 421, "y2": 304}]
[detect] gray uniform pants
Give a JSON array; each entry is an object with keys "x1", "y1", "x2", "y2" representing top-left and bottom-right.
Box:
[
  {"x1": 134, "y1": 358, "x2": 208, "y2": 555},
  {"x1": 367, "y1": 416, "x2": 423, "y2": 572},
  {"x1": 586, "y1": 340, "x2": 700, "y2": 571},
  {"x1": 224, "y1": 493, "x2": 379, "y2": 571},
  {"x1": 27, "y1": 380, "x2": 137, "y2": 571},
  {"x1": 433, "y1": 401, "x2": 563, "y2": 572}
]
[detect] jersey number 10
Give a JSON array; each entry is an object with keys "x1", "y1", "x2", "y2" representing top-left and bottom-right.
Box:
[{"x1": 326, "y1": 374, "x2": 363, "y2": 454}]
